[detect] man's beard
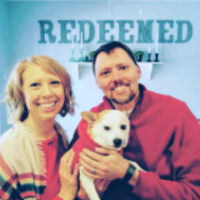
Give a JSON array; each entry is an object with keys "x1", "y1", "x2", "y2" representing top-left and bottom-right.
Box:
[{"x1": 110, "y1": 91, "x2": 136, "y2": 105}]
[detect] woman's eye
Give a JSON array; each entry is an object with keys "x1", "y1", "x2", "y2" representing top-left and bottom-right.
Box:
[
  {"x1": 51, "y1": 81, "x2": 60, "y2": 85},
  {"x1": 30, "y1": 83, "x2": 39, "y2": 87},
  {"x1": 120, "y1": 66, "x2": 127, "y2": 70}
]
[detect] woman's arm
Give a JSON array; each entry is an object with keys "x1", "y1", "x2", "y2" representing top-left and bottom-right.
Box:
[
  {"x1": 56, "y1": 149, "x2": 79, "y2": 200},
  {"x1": 0, "y1": 152, "x2": 22, "y2": 200}
]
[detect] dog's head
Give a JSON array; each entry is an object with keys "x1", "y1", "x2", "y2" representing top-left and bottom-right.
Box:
[{"x1": 81, "y1": 110, "x2": 130, "y2": 151}]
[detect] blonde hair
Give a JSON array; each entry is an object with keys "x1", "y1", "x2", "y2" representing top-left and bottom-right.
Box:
[{"x1": 5, "y1": 55, "x2": 75, "y2": 124}]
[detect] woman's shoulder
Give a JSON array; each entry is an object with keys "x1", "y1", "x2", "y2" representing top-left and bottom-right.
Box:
[
  {"x1": 54, "y1": 121, "x2": 68, "y2": 149},
  {"x1": 0, "y1": 124, "x2": 18, "y2": 147},
  {"x1": 0, "y1": 122, "x2": 27, "y2": 161},
  {"x1": 0, "y1": 121, "x2": 25, "y2": 141}
]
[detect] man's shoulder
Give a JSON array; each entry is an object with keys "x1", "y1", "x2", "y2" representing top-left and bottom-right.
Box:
[
  {"x1": 147, "y1": 89, "x2": 186, "y2": 105},
  {"x1": 140, "y1": 84, "x2": 186, "y2": 109},
  {"x1": 145, "y1": 89, "x2": 189, "y2": 113}
]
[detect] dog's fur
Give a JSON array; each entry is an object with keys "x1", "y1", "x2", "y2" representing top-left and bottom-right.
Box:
[{"x1": 77, "y1": 110, "x2": 130, "y2": 200}]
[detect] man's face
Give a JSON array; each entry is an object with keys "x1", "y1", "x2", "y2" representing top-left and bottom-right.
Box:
[{"x1": 95, "y1": 47, "x2": 141, "y2": 106}]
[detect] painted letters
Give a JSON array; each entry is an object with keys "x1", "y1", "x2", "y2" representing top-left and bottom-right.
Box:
[
  {"x1": 175, "y1": 21, "x2": 192, "y2": 43},
  {"x1": 137, "y1": 20, "x2": 154, "y2": 43},
  {"x1": 38, "y1": 20, "x2": 193, "y2": 44},
  {"x1": 97, "y1": 20, "x2": 114, "y2": 43},
  {"x1": 117, "y1": 20, "x2": 134, "y2": 43},
  {"x1": 78, "y1": 20, "x2": 95, "y2": 43},
  {"x1": 38, "y1": 20, "x2": 56, "y2": 43},
  {"x1": 58, "y1": 20, "x2": 75, "y2": 43}
]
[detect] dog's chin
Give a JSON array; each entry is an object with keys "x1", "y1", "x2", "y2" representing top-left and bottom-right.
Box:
[
  {"x1": 112, "y1": 141, "x2": 128, "y2": 151},
  {"x1": 94, "y1": 138, "x2": 128, "y2": 151},
  {"x1": 101, "y1": 145, "x2": 120, "y2": 151},
  {"x1": 110, "y1": 141, "x2": 128, "y2": 151},
  {"x1": 113, "y1": 147, "x2": 123, "y2": 151},
  {"x1": 110, "y1": 145, "x2": 124, "y2": 151}
]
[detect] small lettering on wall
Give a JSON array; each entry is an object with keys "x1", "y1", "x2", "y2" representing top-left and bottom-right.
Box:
[{"x1": 38, "y1": 20, "x2": 193, "y2": 44}]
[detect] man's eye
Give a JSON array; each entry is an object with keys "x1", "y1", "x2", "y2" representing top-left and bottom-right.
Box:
[
  {"x1": 30, "y1": 83, "x2": 39, "y2": 87},
  {"x1": 51, "y1": 81, "x2": 60, "y2": 85},
  {"x1": 101, "y1": 71, "x2": 110, "y2": 76}
]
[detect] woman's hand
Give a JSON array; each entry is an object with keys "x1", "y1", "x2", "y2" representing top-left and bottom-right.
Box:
[
  {"x1": 77, "y1": 175, "x2": 111, "y2": 200},
  {"x1": 79, "y1": 147, "x2": 129, "y2": 181},
  {"x1": 94, "y1": 179, "x2": 111, "y2": 198},
  {"x1": 58, "y1": 149, "x2": 79, "y2": 200}
]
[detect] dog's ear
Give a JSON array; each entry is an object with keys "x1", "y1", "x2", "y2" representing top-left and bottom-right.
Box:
[{"x1": 81, "y1": 111, "x2": 98, "y2": 124}]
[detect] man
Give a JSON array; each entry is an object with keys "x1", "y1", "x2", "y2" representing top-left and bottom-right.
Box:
[{"x1": 70, "y1": 41, "x2": 200, "y2": 200}]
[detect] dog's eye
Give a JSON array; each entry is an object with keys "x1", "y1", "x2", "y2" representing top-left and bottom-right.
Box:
[
  {"x1": 121, "y1": 125, "x2": 126, "y2": 130},
  {"x1": 104, "y1": 126, "x2": 110, "y2": 131}
]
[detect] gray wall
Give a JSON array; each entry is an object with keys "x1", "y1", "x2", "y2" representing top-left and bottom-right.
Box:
[
  {"x1": 1, "y1": 1, "x2": 200, "y2": 140},
  {"x1": 0, "y1": 0, "x2": 10, "y2": 134}
]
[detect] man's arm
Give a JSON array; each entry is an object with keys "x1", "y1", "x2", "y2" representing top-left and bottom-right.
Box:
[
  {"x1": 131, "y1": 111, "x2": 200, "y2": 200},
  {"x1": 79, "y1": 112, "x2": 200, "y2": 200}
]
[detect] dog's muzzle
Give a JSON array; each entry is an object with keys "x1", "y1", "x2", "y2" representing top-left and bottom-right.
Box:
[{"x1": 113, "y1": 138, "x2": 122, "y2": 148}]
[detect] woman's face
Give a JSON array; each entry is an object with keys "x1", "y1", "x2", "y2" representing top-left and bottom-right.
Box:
[{"x1": 22, "y1": 63, "x2": 65, "y2": 123}]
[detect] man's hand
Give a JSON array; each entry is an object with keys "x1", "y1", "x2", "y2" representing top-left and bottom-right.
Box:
[
  {"x1": 79, "y1": 147, "x2": 129, "y2": 180},
  {"x1": 58, "y1": 150, "x2": 79, "y2": 200}
]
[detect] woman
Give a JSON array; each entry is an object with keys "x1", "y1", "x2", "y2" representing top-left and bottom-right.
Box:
[{"x1": 0, "y1": 55, "x2": 79, "y2": 200}]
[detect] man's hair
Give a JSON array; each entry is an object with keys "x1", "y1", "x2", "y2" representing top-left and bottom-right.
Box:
[
  {"x1": 5, "y1": 55, "x2": 75, "y2": 124},
  {"x1": 92, "y1": 41, "x2": 137, "y2": 75}
]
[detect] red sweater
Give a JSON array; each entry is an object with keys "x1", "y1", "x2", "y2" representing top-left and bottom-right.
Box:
[
  {"x1": 70, "y1": 84, "x2": 200, "y2": 200},
  {"x1": 40, "y1": 133, "x2": 65, "y2": 200}
]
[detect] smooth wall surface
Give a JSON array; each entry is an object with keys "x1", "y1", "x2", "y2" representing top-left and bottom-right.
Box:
[
  {"x1": 1, "y1": 1, "x2": 200, "y2": 140},
  {"x1": 0, "y1": 0, "x2": 9, "y2": 134}
]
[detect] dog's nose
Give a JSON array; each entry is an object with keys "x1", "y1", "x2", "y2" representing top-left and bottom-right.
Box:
[{"x1": 113, "y1": 138, "x2": 122, "y2": 148}]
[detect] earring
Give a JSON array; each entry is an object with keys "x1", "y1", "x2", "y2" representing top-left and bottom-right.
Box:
[
  {"x1": 23, "y1": 104, "x2": 28, "y2": 115},
  {"x1": 59, "y1": 105, "x2": 66, "y2": 116},
  {"x1": 61, "y1": 109, "x2": 66, "y2": 115},
  {"x1": 20, "y1": 104, "x2": 29, "y2": 121}
]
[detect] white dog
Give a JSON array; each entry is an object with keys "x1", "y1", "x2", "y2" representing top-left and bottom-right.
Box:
[{"x1": 72, "y1": 109, "x2": 145, "y2": 200}]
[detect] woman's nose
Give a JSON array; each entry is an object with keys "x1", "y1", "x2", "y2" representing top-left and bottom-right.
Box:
[{"x1": 42, "y1": 85, "x2": 53, "y2": 98}]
